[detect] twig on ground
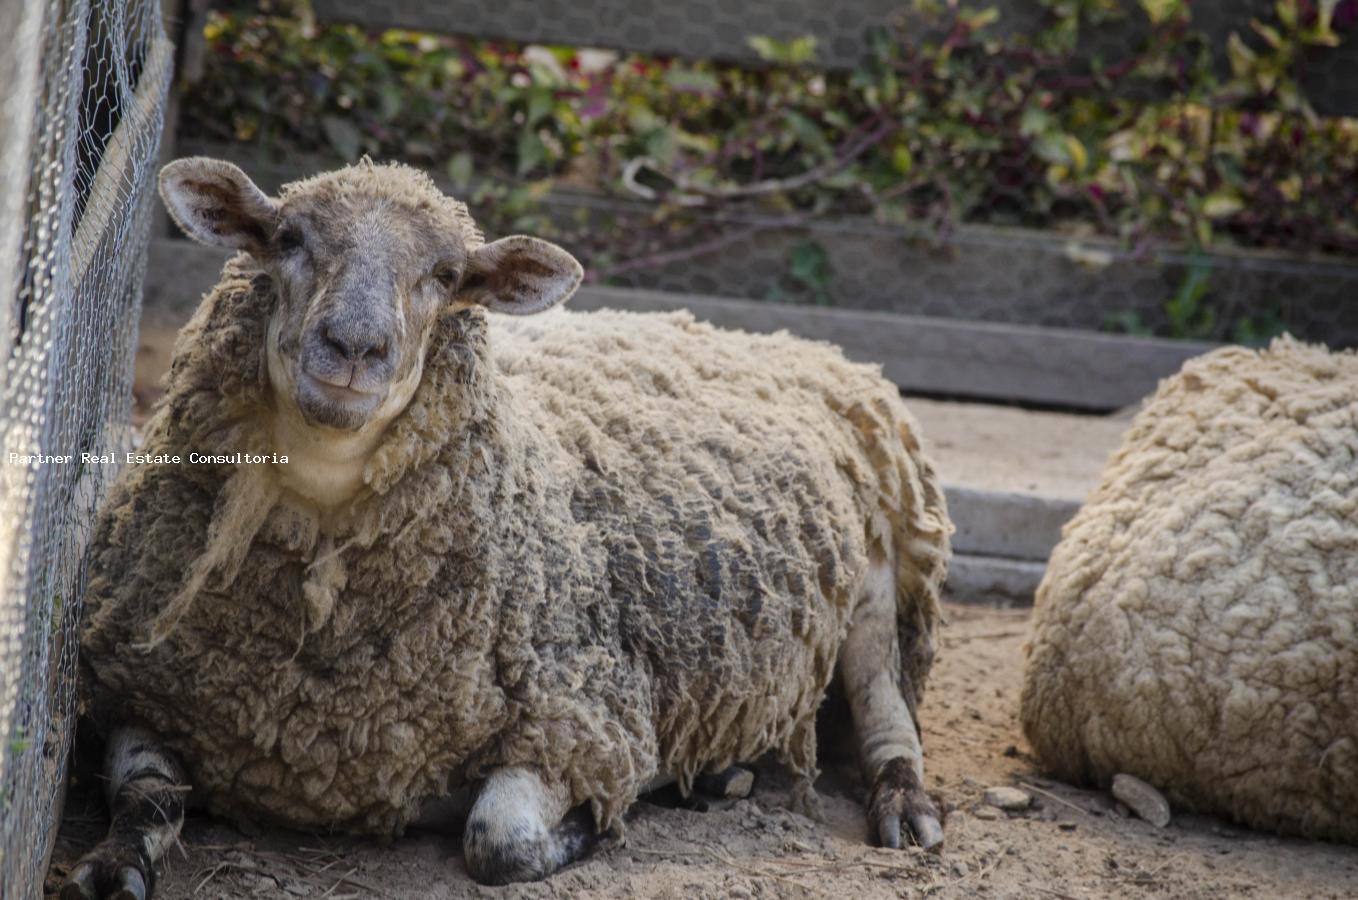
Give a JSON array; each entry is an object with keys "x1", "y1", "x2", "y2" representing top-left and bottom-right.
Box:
[
  {"x1": 317, "y1": 868, "x2": 359, "y2": 898},
  {"x1": 1019, "y1": 782, "x2": 1096, "y2": 817},
  {"x1": 950, "y1": 630, "x2": 1025, "y2": 642},
  {"x1": 191, "y1": 861, "x2": 231, "y2": 896},
  {"x1": 937, "y1": 840, "x2": 1011, "y2": 894}
]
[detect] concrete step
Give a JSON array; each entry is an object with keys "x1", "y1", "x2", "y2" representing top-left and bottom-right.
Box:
[
  {"x1": 945, "y1": 555, "x2": 1050, "y2": 610},
  {"x1": 904, "y1": 397, "x2": 1129, "y2": 605}
]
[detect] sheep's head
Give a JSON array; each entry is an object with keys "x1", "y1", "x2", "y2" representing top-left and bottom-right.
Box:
[{"x1": 159, "y1": 157, "x2": 582, "y2": 433}]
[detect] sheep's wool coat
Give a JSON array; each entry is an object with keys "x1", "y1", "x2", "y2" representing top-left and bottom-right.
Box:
[
  {"x1": 1021, "y1": 338, "x2": 1358, "y2": 843},
  {"x1": 81, "y1": 257, "x2": 950, "y2": 837}
]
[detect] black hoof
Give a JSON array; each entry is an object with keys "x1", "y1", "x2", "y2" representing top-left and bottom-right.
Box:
[
  {"x1": 869, "y1": 758, "x2": 944, "y2": 852},
  {"x1": 60, "y1": 844, "x2": 151, "y2": 900}
]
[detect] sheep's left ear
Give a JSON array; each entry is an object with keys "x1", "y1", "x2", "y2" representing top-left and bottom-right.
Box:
[{"x1": 460, "y1": 236, "x2": 583, "y2": 315}]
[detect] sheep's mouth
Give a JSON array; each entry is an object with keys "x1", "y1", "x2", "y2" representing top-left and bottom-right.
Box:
[{"x1": 295, "y1": 370, "x2": 383, "y2": 430}]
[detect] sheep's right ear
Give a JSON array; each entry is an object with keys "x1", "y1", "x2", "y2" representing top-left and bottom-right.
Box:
[{"x1": 159, "y1": 157, "x2": 279, "y2": 253}]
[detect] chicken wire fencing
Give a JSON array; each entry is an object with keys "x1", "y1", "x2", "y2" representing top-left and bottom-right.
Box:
[{"x1": 0, "y1": 0, "x2": 171, "y2": 895}]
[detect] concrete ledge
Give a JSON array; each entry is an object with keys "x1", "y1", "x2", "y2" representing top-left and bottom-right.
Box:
[
  {"x1": 571, "y1": 284, "x2": 1208, "y2": 410},
  {"x1": 943, "y1": 485, "x2": 1076, "y2": 562},
  {"x1": 946, "y1": 554, "x2": 1048, "y2": 608}
]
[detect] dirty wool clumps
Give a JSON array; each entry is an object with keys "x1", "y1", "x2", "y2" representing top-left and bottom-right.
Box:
[
  {"x1": 1021, "y1": 337, "x2": 1358, "y2": 843},
  {"x1": 80, "y1": 261, "x2": 950, "y2": 838}
]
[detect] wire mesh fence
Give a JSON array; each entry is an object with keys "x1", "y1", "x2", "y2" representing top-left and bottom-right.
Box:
[{"x1": 0, "y1": 0, "x2": 171, "y2": 895}]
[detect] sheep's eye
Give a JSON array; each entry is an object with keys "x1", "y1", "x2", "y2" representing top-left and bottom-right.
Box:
[
  {"x1": 275, "y1": 226, "x2": 304, "y2": 255},
  {"x1": 432, "y1": 265, "x2": 460, "y2": 289}
]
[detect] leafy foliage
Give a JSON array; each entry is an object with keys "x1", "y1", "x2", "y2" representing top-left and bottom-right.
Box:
[{"x1": 185, "y1": 0, "x2": 1358, "y2": 335}]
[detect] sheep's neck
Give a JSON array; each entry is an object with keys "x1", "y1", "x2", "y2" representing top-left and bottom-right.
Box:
[{"x1": 270, "y1": 406, "x2": 384, "y2": 515}]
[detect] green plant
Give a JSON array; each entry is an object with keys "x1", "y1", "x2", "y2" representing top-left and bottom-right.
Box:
[
  {"x1": 184, "y1": 0, "x2": 1358, "y2": 339},
  {"x1": 1106, "y1": 259, "x2": 1289, "y2": 344},
  {"x1": 769, "y1": 239, "x2": 834, "y2": 305},
  {"x1": 1164, "y1": 258, "x2": 1218, "y2": 340}
]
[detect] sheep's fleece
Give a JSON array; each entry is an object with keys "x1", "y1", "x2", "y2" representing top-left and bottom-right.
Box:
[
  {"x1": 80, "y1": 259, "x2": 950, "y2": 837},
  {"x1": 1021, "y1": 337, "x2": 1357, "y2": 843}
]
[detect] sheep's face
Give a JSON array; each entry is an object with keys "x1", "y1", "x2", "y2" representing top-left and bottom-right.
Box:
[{"x1": 158, "y1": 157, "x2": 583, "y2": 434}]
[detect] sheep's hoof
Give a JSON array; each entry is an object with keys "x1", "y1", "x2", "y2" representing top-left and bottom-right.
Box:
[
  {"x1": 869, "y1": 758, "x2": 943, "y2": 852},
  {"x1": 61, "y1": 845, "x2": 149, "y2": 900}
]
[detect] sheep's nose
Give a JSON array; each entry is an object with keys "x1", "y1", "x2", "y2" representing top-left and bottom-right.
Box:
[{"x1": 320, "y1": 319, "x2": 389, "y2": 364}]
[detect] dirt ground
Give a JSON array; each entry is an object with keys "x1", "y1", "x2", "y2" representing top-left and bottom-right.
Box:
[{"x1": 47, "y1": 602, "x2": 1358, "y2": 899}]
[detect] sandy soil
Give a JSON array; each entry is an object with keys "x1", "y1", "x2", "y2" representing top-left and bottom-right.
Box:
[{"x1": 47, "y1": 602, "x2": 1358, "y2": 899}]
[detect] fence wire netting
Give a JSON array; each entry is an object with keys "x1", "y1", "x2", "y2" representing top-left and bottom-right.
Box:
[{"x1": 0, "y1": 0, "x2": 171, "y2": 894}]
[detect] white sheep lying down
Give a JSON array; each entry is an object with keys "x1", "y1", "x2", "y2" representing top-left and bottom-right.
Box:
[
  {"x1": 62, "y1": 158, "x2": 952, "y2": 898},
  {"x1": 1022, "y1": 338, "x2": 1358, "y2": 843}
]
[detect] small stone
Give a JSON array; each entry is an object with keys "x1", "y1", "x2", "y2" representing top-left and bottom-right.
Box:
[
  {"x1": 982, "y1": 786, "x2": 1032, "y2": 811},
  {"x1": 972, "y1": 805, "x2": 1001, "y2": 820},
  {"x1": 1058, "y1": 822, "x2": 1077, "y2": 832},
  {"x1": 950, "y1": 861, "x2": 970, "y2": 878},
  {"x1": 696, "y1": 766, "x2": 755, "y2": 799},
  {"x1": 1111, "y1": 773, "x2": 1171, "y2": 828}
]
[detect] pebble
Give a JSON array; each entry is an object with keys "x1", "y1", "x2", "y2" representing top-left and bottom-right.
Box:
[
  {"x1": 1112, "y1": 773, "x2": 1171, "y2": 828},
  {"x1": 982, "y1": 786, "x2": 1032, "y2": 811},
  {"x1": 972, "y1": 805, "x2": 1001, "y2": 820},
  {"x1": 697, "y1": 766, "x2": 755, "y2": 799}
]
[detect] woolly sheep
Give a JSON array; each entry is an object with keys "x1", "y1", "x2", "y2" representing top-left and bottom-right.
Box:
[
  {"x1": 62, "y1": 158, "x2": 953, "y2": 898},
  {"x1": 1021, "y1": 338, "x2": 1358, "y2": 843}
]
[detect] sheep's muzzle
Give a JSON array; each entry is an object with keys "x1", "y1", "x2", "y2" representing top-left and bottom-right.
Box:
[{"x1": 295, "y1": 311, "x2": 395, "y2": 430}]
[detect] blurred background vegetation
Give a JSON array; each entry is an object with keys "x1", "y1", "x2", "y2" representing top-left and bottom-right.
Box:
[{"x1": 181, "y1": 0, "x2": 1357, "y2": 340}]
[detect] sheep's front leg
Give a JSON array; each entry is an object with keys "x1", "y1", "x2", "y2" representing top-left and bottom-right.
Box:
[
  {"x1": 842, "y1": 559, "x2": 944, "y2": 851},
  {"x1": 462, "y1": 767, "x2": 604, "y2": 885},
  {"x1": 62, "y1": 725, "x2": 188, "y2": 900}
]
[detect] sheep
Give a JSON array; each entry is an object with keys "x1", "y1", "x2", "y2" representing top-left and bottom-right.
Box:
[
  {"x1": 62, "y1": 157, "x2": 953, "y2": 899},
  {"x1": 1020, "y1": 337, "x2": 1358, "y2": 843}
]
